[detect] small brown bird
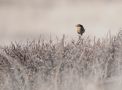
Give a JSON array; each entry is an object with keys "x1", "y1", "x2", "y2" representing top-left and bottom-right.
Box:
[{"x1": 76, "y1": 24, "x2": 85, "y2": 36}]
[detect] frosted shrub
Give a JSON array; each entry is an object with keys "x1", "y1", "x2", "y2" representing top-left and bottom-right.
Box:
[{"x1": 0, "y1": 31, "x2": 122, "y2": 90}]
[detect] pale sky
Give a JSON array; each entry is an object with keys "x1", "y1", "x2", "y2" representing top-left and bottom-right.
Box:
[{"x1": 0, "y1": 0, "x2": 122, "y2": 45}]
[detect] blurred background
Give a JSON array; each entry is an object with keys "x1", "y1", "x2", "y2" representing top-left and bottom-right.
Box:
[{"x1": 0, "y1": 0, "x2": 122, "y2": 45}]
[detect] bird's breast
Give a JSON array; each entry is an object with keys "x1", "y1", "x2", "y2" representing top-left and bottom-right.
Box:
[{"x1": 77, "y1": 29, "x2": 81, "y2": 33}]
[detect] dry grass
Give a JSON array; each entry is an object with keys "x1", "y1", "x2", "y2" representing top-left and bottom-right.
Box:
[{"x1": 0, "y1": 30, "x2": 122, "y2": 90}]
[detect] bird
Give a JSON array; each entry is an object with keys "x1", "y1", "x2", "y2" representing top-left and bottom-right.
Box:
[{"x1": 76, "y1": 24, "x2": 85, "y2": 36}]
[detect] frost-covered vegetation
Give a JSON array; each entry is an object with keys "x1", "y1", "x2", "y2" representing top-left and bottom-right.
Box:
[{"x1": 0, "y1": 31, "x2": 122, "y2": 90}]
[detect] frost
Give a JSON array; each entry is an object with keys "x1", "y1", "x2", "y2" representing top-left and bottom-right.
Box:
[{"x1": 0, "y1": 31, "x2": 122, "y2": 90}]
